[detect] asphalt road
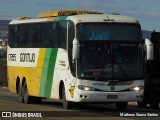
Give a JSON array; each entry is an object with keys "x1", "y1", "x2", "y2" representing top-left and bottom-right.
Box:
[{"x1": 0, "y1": 87, "x2": 160, "y2": 120}]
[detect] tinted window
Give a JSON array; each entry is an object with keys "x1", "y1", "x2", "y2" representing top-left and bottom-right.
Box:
[
  {"x1": 77, "y1": 23, "x2": 142, "y2": 41},
  {"x1": 8, "y1": 21, "x2": 69, "y2": 49}
]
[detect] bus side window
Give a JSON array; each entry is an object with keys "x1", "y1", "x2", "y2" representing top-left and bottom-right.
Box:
[
  {"x1": 33, "y1": 24, "x2": 41, "y2": 48},
  {"x1": 42, "y1": 23, "x2": 50, "y2": 47},
  {"x1": 26, "y1": 24, "x2": 33, "y2": 47},
  {"x1": 47, "y1": 23, "x2": 52, "y2": 47},
  {"x1": 52, "y1": 22, "x2": 58, "y2": 47},
  {"x1": 9, "y1": 25, "x2": 15, "y2": 47},
  {"x1": 14, "y1": 25, "x2": 19, "y2": 47},
  {"x1": 59, "y1": 21, "x2": 67, "y2": 49},
  {"x1": 19, "y1": 24, "x2": 26, "y2": 47}
]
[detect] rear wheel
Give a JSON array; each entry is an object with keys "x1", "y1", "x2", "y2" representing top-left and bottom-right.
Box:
[
  {"x1": 116, "y1": 102, "x2": 128, "y2": 111},
  {"x1": 23, "y1": 82, "x2": 32, "y2": 104},
  {"x1": 62, "y1": 86, "x2": 72, "y2": 109},
  {"x1": 17, "y1": 83, "x2": 24, "y2": 103}
]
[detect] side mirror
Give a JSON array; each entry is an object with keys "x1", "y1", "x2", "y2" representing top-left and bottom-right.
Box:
[
  {"x1": 72, "y1": 38, "x2": 80, "y2": 59},
  {"x1": 145, "y1": 39, "x2": 154, "y2": 60}
]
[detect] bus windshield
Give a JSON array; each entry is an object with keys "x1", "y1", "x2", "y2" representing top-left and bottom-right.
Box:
[
  {"x1": 78, "y1": 42, "x2": 143, "y2": 80},
  {"x1": 77, "y1": 23, "x2": 141, "y2": 41},
  {"x1": 77, "y1": 23, "x2": 143, "y2": 80}
]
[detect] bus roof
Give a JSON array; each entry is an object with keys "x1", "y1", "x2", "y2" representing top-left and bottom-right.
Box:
[
  {"x1": 67, "y1": 14, "x2": 139, "y2": 24},
  {"x1": 9, "y1": 10, "x2": 139, "y2": 25}
]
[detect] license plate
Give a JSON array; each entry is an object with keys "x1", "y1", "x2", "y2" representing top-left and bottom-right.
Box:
[{"x1": 107, "y1": 95, "x2": 118, "y2": 99}]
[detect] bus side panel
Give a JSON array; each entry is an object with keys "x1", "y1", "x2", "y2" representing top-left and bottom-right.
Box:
[
  {"x1": 9, "y1": 67, "x2": 42, "y2": 97},
  {"x1": 8, "y1": 67, "x2": 17, "y2": 93},
  {"x1": 8, "y1": 67, "x2": 31, "y2": 94},
  {"x1": 51, "y1": 49, "x2": 68, "y2": 99},
  {"x1": 39, "y1": 48, "x2": 58, "y2": 98},
  {"x1": 7, "y1": 48, "x2": 46, "y2": 97},
  {"x1": 50, "y1": 49, "x2": 75, "y2": 100},
  {"x1": 28, "y1": 68, "x2": 42, "y2": 96},
  {"x1": 28, "y1": 48, "x2": 46, "y2": 96}
]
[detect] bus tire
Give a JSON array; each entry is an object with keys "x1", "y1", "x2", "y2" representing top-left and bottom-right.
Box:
[
  {"x1": 62, "y1": 86, "x2": 72, "y2": 109},
  {"x1": 18, "y1": 83, "x2": 24, "y2": 103},
  {"x1": 115, "y1": 102, "x2": 128, "y2": 111},
  {"x1": 23, "y1": 82, "x2": 32, "y2": 104}
]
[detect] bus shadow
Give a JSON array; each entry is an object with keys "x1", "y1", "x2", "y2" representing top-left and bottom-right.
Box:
[
  {"x1": 41, "y1": 99, "x2": 118, "y2": 111},
  {"x1": 41, "y1": 99, "x2": 160, "y2": 112}
]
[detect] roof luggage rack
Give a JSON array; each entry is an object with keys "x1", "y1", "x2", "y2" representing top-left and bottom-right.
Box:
[{"x1": 37, "y1": 10, "x2": 102, "y2": 18}]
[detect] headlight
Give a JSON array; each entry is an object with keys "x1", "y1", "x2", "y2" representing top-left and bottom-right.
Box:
[
  {"x1": 130, "y1": 86, "x2": 144, "y2": 91},
  {"x1": 78, "y1": 85, "x2": 95, "y2": 91}
]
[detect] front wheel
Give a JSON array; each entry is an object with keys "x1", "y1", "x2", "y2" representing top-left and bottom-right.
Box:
[
  {"x1": 62, "y1": 86, "x2": 72, "y2": 109},
  {"x1": 116, "y1": 102, "x2": 128, "y2": 111}
]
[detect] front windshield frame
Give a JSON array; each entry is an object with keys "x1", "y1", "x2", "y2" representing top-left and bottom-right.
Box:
[{"x1": 76, "y1": 22, "x2": 143, "y2": 80}]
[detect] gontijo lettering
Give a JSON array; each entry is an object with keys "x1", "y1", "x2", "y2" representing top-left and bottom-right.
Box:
[{"x1": 20, "y1": 53, "x2": 35, "y2": 62}]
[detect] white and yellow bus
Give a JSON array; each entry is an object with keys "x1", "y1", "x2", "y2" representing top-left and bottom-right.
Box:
[{"x1": 7, "y1": 10, "x2": 144, "y2": 110}]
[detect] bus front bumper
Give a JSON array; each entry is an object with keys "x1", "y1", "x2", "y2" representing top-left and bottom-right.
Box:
[{"x1": 75, "y1": 90, "x2": 143, "y2": 103}]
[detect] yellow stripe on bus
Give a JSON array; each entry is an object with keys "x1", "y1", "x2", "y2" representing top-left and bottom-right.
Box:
[
  {"x1": 37, "y1": 48, "x2": 46, "y2": 68},
  {"x1": 27, "y1": 48, "x2": 46, "y2": 96},
  {"x1": 31, "y1": 48, "x2": 46, "y2": 96}
]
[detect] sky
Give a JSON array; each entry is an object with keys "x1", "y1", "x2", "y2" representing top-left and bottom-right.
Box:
[{"x1": 0, "y1": 0, "x2": 160, "y2": 31}]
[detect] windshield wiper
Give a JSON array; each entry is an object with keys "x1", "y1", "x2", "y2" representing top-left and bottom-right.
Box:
[
  {"x1": 94, "y1": 61, "x2": 128, "y2": 81},
  {"x1": 94, "y1": 64, "x2": 111, "y2": 81}
]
